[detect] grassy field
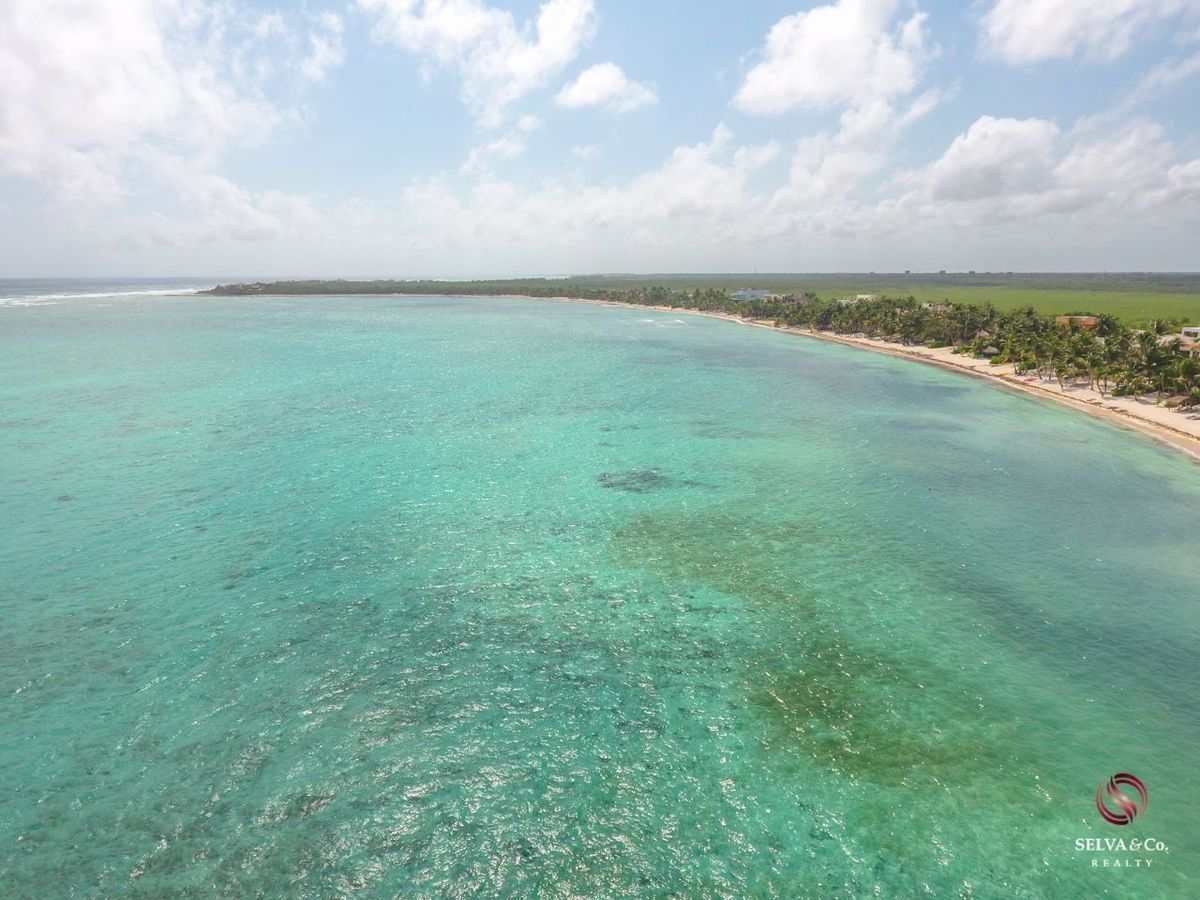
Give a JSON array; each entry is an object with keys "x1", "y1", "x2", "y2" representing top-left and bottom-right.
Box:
[
  {"x1": 559, "y1": 273, "x2": 1200, "y2": 325},
  {"x1": 813, "y1": 285, "x2": 1200, "y2": 324}
]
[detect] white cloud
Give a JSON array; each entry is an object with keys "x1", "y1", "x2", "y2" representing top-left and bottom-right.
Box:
[
  {"x1": 359, "y1": 0, "x2": 597, "y2": 126},
  {"x1": 374, "y1": 125, "x2": 781, "y2": 263},
  {"x1": 305, "y1": 109, "x2": 1193, "y2": 273},
  {"x1": 769, "y1": 139, "x2": 887, "y2": 217},
  {"x1": 733, "y1": 1, "x2": 944, "y2": 231},
  {"x1": 301, "y1": 12, "x2": 346, "y2": 82},
  {"x1": 150, "y1": 155, "x2": 289, "y2": 242},
  {"x1": 1124, "y1": 52, "x2": 1200, "y2": 106},
  {"x1": 470, "y1": 135, "x2": 527, "y2": 164},
  {"x1": 0, "y1": 0, "x2": 270, "y2": 203},
  {"x1": 598, "y1": 126, "x2": 779, "y2": 222},
  {"x1": 915, "y1": 116, "x2": 1060, "y2": 202},
  {"x1": 233, "y1": 10, "x2": 347, "y2": 85},
  {"x1": 556, "y1": 63, "x2": 657, "y2": 112},
  {"x1": 1161, "y1": 158, "x2": 1200, "y2": 211},
  {"x1": 980, "y1": 0, "x2": 1200, "y2": 64},
  {"x1": 461, "y1": 115, "x2": 542, "y2": 172},
  {"x1": 0, "y1": 0, "x2": 333, "y2": 252},
  {"x1": 733, "y1": 0, "x2": 940, "y2": 204},
  {"x1": 734, "y1": 0, "x2": 931, "y2": 118},
  {"x1": 462, "y1": 135, "x2": 525, "y2": 172},
  {"x1": 4, "y1": 1, "x2": 1198, "y2": 276},
  {"x1": 878, "y1": 115, "x2": 1198, "y2": 229},
  {"x1": 19, "y1": 107, "x2": 1198, "y2": 275},
  {"x1": 1048, "y1": 121, "x2": 1175, "y2": 211},
  {"x1": 706, "y1": 109, "x2": 1200, "y2": 248}
]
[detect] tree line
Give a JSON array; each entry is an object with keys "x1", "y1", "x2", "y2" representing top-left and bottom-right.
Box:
[{"x1": 205, "y1": 280, "x2": 1200, "y2": 406}]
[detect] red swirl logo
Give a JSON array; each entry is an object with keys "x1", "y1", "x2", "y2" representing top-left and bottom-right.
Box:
[{"x1": 1095, "y1": 774, "x2": 1148, "y2": 826}]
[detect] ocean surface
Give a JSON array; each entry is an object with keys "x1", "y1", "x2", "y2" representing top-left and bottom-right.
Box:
[{"x1": 2, "y1": 285, "x2": 1198, "y2": 898}]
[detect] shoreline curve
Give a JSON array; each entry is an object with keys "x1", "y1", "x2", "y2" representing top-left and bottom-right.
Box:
[
  {"x1": 224, "y1": 290, "x2": 1200, "y2": 463},
  {"x1": 506, "y1": 293, "x2": 1200, "y2": 464}
]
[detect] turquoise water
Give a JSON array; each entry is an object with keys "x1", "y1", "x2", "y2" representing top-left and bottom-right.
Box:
[{"x1": 2, "y1": 292, "x2": 1198, "y2": 898}]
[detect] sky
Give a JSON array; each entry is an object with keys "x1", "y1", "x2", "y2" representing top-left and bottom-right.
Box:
[{"x1": 1, "y1": 0, "x2": 1199, "y2": 277}]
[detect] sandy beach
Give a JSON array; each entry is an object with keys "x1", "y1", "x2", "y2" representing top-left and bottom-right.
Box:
[{"x1": 520, "y1": 295, "x2": 1200, "y2": 463}]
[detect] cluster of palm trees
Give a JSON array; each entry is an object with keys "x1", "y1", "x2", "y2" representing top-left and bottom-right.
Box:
[
  {"x1": 760, "y1": 295, "x2": 1199, "y2": 406},
  {"x1": 967, "y1": 313, "x2": 1198, "y2": 399},
  {"x1": 591, "y1": 288, "x2": 1199, "y2": 406}
]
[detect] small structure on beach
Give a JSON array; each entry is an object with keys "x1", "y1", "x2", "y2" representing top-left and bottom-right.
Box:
[
  {"x1": 1055, "y1": 315, "x2": 1099, "y2": 331},
  {"x1": 1159, "y1": 327, "x2": 1199, "y2": 357},
  {"x1": 732, "y1": 289, "x2": 772, "y2": 302}
]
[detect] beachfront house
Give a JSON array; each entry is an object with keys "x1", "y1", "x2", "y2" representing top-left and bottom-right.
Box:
[
  {"x1": 1158, "y1": 327, "x2": 1199, "y2": 357},
  {"x1": 732, "y1": 289, "x2": 772, "y2": 302},
  {"x1": 839, "y1": 293, "x2": 878, "y2": 306},
  {"x1": 1055, "y1": 315, "x2": 1100, "y2": 331}
]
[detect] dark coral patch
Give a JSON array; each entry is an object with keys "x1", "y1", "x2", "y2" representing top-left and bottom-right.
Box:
[{"x1": 597, "y1": 470, "x2": 671, "y2": 492}]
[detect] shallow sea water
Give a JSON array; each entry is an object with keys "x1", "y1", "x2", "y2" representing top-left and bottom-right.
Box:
[{"x1": 2, "y1": 293, "x2": 1198, "y2": 898}]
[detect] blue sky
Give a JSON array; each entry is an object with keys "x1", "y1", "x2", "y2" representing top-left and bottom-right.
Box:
[{"x1": 1, "y1": 0, "x2": 1199, "y2": 276}]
